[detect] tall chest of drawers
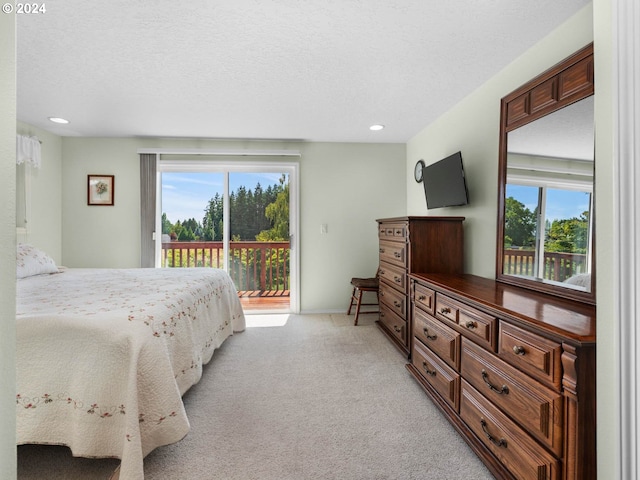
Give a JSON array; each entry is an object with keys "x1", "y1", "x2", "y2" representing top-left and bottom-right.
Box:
[
  {"x1": 376, "y1": 217, "x2": 464, "y2": 357},
  {"x1": 407, "y1": 273, "x2": 596, "y2": 480}
]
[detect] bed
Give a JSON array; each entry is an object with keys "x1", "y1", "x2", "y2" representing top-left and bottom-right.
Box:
[{"x1": 15, "y1": 244, "x2": 245, "y2": 479}]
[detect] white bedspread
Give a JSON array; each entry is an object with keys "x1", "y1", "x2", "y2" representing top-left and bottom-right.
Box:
[{"x1": 16, "y1": 268, "x2": 245, "y2": 479}]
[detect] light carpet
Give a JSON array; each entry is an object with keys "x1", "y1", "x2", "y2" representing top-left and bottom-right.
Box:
[{"x1": 18, "y1": 313, "x2": 493, "y2": 479}]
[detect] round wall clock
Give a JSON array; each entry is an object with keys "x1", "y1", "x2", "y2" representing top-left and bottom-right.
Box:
[{"x1": 414, "y1": 159, "x2": 426, "y2": 183}]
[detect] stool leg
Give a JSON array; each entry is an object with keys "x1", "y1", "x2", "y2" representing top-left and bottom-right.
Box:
[
  {"x1": 347, "y1": 287, "x2": 356, "y2": 315},
  {"x1": 354, "y1": 289, "x2": 363, "y2": 326}
]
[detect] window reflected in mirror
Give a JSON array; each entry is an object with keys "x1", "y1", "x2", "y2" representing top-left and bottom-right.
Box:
[{"x1": 504, "y1": 184, "x2": 592, "y2": 291}]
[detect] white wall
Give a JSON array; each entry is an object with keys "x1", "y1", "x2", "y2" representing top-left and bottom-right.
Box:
[
  {"x1": 0, "y1": 12, "x2": 17, "y2": 480},
  {"x1": 592, "y1": 0, "x2": 616, "y2": 478},
  {"x1": 60, "y1": 137, "x2": 405, "y2": 311},
  {"x1": 61, "y1": 137, "x2": 143, "y2": 268},
  {"x1": 16, "y1": 122, "x2": 63, "y2": 263},
  {"x1": 299, "y1": 142, "x2": 406, "y2": 311},
  {"x1": 406, "y1": 5, "x2": 594, "y2": 278}
]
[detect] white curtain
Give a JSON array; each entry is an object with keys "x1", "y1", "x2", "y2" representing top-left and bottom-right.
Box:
[
  {"x1": 16, "y1": 135, "x2": 41, "y2": 168},
  {"x1": 140, "y1": 153, "x2": 157, "y2": 268}
]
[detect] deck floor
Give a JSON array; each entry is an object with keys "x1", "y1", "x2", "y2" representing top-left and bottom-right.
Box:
[{"x1": 238, "y1": 291, "x2": 290, "y2": 311}]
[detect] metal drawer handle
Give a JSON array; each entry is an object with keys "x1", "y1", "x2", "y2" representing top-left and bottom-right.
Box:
[
  {"x1": 422, "y1": 362, "x2": 436, "y2": 377},
  {"x1": 394, "y1": 276, "x2": 402, "y2": 284},
  {"x1": 465, "y1": 321, "x2": 477, "y2": 330},
  {"x1": 379, "y1": 248, "x2": 385, "y2": 253},
  {"x1": 423, "y1": 328, "x2": 437, "y2": 340},
  {"x1": 481, "y1": 369, "x2": 509, "y2": 395},
  {"x1": 393, "y1": 300, "x2": 402, "y2": 308},
  {"x1": 418, "y1": 295, "x2": 427, "y2": 301},
  {"x1": 394, "y1": 252, "x2": 402, "y2": 258},
  {"x1": 393, "y1": 325, "x2": 402, "y2": 333},
  {"x1": 440, "y1": 307, "x2": 451, "y2": 315},
  {"x1": 512, "y1": 345, "x2": 526, "y2": 356},
  {"x1": 379, "y1": 269, "x2": 386, "y2": 275},
  {"x1": 480, "y1": 419, "x2": 507, "y2": 448}
]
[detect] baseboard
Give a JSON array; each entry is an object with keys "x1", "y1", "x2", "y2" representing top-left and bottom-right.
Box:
[{"x1": 299, "y1": 308, "x2": 351, "y2": 315}]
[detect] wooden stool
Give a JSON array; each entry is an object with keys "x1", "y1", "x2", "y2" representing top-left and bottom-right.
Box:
[{"x1": 347, "y1": 274, "x2": 379, "y2": 325}]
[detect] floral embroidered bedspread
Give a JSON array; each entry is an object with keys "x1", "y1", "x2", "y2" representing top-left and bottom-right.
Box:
[{"x1": 16, "y1": 268, "x2": 245, "y2": 479}]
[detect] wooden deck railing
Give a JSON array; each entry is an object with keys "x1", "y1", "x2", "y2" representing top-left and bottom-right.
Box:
[
  {"x1": 161, "y1": 241, "x2": 290, "y2": 295},
  {"x1": 503, "y1": 249, "x2": 587, "y2": 282}
]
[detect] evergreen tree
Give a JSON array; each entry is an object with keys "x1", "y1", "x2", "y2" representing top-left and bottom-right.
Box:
[
  {"x1": 172, "y1": 220, "x2": 184, "y2": 240},
  {"x1": 202, "y1": 193, "x2": 223, "y2": 241},
  {"x1": 161, "y1": 213, "x2": 172, "y2": 235},
  {"x1": 177, "y1": 226, "x2": 195, "y2": 241}
]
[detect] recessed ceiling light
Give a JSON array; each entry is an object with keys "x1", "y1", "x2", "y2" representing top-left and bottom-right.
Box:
[
  {"x1": 48, "y1": 117, "x2": 69, "y2": 124},
  {"x1": 369, "y1": 124, "x2": 385, "y2": 131}
]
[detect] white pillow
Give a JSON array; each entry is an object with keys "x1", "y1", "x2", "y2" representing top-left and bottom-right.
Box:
[
  {"x1": 563, "y1": 273, "x2": 591, "y2": 288},
  {"x1": 16, "y1": 243, "x2": 59, "y2": 279}
]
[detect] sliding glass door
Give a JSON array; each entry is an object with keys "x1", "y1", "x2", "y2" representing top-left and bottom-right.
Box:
[
  {"x1": 227, "y1": 172, "x2": 291, "y2": 310},
  {"x1": 157, "y1": 161, "x2": 297, "y2": 313}
]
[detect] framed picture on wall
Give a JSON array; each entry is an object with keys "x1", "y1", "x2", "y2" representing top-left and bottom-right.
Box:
[{"x1": 88, "y1": 175, "x2": 114, "y2": 206}]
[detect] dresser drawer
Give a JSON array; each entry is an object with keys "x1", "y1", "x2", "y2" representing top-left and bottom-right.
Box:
[
  {"x1": 413, "y1": 282, "x2": 435, "y2": 315},
  {"x1": 412, "y1": 340, "x2": 460, "y2": 412},
  {"x1": 460, "y1": 381, "x2": 561, "y2": 480},
  {"x1": 414, "y1": 308, "x2": 460, "y2": 371},
  {"x1": 461, "y1": 338, "x2": 563, "y2": 455},
  {"x1": 378, "y1": 223, "x2": 407, "y2": 240},
  {"x1": 379, "y1": 239, "x2": 406, "y2": 268},
  {"x1": 498, "y1": 323, "x2": 562, "y2": 390},
  {"x1": 379, "y1": 282, "x2": 406, "y2": 319},
  {"x1": 379, "y1": 303, "x2": 406, "y2": 345},
  {"x1": 435, "y1": 294, "x2": 497, "y2": 351},
  {"x1": 379, "y1": 262, "x2": 406, "y2": 294}
]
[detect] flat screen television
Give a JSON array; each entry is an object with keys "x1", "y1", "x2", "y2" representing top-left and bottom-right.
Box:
[{"x1": 422, "y1": 151, "x2": 469, "y2": 209}]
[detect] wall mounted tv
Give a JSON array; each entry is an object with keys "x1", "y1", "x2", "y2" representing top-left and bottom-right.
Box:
[{"x1": 422, "y1": 151, "x2": 469, "y2": 209}]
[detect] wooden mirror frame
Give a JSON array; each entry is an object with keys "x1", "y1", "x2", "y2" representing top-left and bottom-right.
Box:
[{"x1": 496, "y1": 43, "x2": 595, "y2": 304}]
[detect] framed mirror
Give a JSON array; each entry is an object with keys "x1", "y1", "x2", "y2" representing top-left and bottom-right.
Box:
[{"x1": 496, "y1": 43, "x2": 595, "y2": 304}]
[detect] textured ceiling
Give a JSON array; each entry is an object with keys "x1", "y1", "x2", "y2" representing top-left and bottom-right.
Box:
[
  {"x1": 17, "y1": 0, "x2": 590, "y2": 143},
  {"x1": 508, "y1": 96, "x2": 594, "y2": 161}
]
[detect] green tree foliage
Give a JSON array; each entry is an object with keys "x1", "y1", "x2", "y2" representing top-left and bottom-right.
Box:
[
  {"x1": 545, "y1": 211, "x2": 589, "y2": 254},
  {"x1": 163, "y1": 218, "x2": 199, "y2": 241},
  {"x1": 203, "y1": 193, "x2": 223, "y2": 241},
  {"x1": 504, "y1": 196, "x2": 537, "y2": 248},
  {"x1": 256, "y1": 175, "x2": 289, "y2": 241},
  {"x1": 161, "y1": 213, "x2": 172, "y2": 235}
]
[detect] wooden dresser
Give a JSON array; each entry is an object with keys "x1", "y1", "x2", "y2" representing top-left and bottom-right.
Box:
[
  {"x1": 407, "y1": 273, "x2": 596, "y2": 480},
  {"x1": 376, "y1": 217, "x2": 464, "y2": 357}
]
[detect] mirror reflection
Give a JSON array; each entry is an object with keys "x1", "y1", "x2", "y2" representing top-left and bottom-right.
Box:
[{"x1": 503, "y1": 96, "x2": 594, "y2": 292}]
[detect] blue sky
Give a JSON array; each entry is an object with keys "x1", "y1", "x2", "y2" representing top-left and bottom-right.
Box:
[
  {"x1": 162, "y1": 172, "x2": 286, "y2": 223},
  {"x1": 506, "y1": 184, "x2": 591, "y2": 221}
]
